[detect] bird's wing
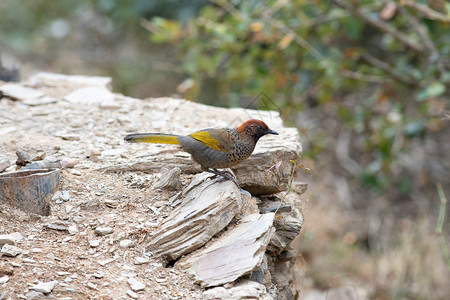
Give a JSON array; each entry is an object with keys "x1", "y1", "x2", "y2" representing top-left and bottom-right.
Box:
[{"x1": 188, "y1": 130, "x2": 230, "y2": 152}]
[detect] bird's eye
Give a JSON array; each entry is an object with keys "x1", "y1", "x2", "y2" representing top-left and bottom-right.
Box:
[{"x1": 258, "y1": 125, "x2": 263, "y2": 130}]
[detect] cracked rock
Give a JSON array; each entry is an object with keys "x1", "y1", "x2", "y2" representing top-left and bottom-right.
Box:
[
  {"x1": 29, "y1": 280, "x2": 58, "y2": 294},
  {"x1": 1, "y1": 244, "x2": 23, "y2": 257},
  {"x1": 128, "y1": 277, "x2": 145, "y2": 291}
]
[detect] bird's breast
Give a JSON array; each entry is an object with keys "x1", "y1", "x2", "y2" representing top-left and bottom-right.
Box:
[{"x1": 225, "y1": 139, "x2": 255, "y2": 165}]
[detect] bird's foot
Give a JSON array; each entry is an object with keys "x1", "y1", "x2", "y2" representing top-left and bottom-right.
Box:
[{"x1": 206, "y1": 169, "x2": 240, "y2": 189}]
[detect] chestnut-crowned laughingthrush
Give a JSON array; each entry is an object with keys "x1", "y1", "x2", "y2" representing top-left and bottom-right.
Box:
[{"x1": 124, "y1": 119, "x2": 278, "y2": 186}]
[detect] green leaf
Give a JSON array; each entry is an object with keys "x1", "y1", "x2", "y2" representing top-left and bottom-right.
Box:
[
  {"x1": 404, "y1": 120, "x2": 426, "y2": 137},
  {"x1": 416, "y1": 82, "x2": 446, "y2": 101},
  {"x1": 341, "y1": 16, "x2": 363, "y2": 40},
  {"x1": 337, "y1": 106, "x2": 354, "y2": 124}
]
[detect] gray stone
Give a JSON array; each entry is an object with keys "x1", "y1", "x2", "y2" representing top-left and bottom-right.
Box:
[
  {"x1": 60, "y1": 191, "x2": 71, "y2": 202},
  {"x1": 64, "y1": 86, "x2": 115, "y2": 105},
  {"x1": 27, "y1": 72, "x2": 112, "y2": 89},
  {"x1": 0, "y1": 157, "x2": 10, "y2": 172},
  {"x1": 134, "y1": 256, "x2": 150, "y2": 265},
  {"x1": 101, "y1": 148, "x2": 126, "y2": 156},
  {"x1": 154, "y1": 167, "x2": 182, "y2": 190},
  {"x1": 1, "y1": 244, "x2": 22, "y2": 257},
  {"x1": 54, "y1": 132, "x2": 80, "y2": 141},
  {"x1": 25, "y1": 291, "x2": 46, "y2": 300},
  {"x1": 104, "y1": 199, "x2": 119, "y2": 208},
  {"x1": 93, "y1": 271, "x2": 105, "y2": 279},
  {"x1": 69, "y1": 169, "x2": 82, "y2": 176},
  {"x1": 119, "y1": 239, "x2": 134, "y2": 248},
  {"x1": 145, "y1": 173, "x2": 245, "y2": 261},
  {"x1": 0, "y1": 232, "x2": 23, "y2": 246},
  {"x1": 68, "y1": 224, "x2": 78, "y2": 235},
  {"x1": 0, "y1": 126, "x2": 17, "y2": 136},
  {"x1": 202, "y1": 280, "x2": 272, "y2": 300},
  {"x1": 0, "y1": 275, "x2": 9, "y2": 284},
  {"x1": 86, "y1": 282, "x2": 98, "y2": 290},
  {"x1": 22, "y1": 96, "x2": 57, "y2": 106},
  {"x1": 126, "y1": 290, "x2": 139, "y2": 299},
  {"x1": 29, "y1": 280, "x2": 58, "y2": 294},
  {"x1": 267, "y1": 214, "x2": 304, "y2": 255},
  {"x1": 89, "y1": 240, "x2": 101, "y2": 248},
  {"x1": 16, "y1": 149, "x2": 32, "y2": 165},
  {"x1": 177, "y1": 213, "x2": 275, "y2": 287},
  {"x1": 128, "y1": 277, "x2": 145, "y2": 291},
  {"x1": 44, "y1": 221, "x2": 71, "y2": 232},
  {"x1": 94, "y1": 227, "x2": 113, "y2": 236},
  {"x1": 0, "y1": 83, "x2": 44, "y2": 101}
]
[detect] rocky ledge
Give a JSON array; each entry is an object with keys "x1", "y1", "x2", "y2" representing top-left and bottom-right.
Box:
[{"x1": 0, "y1": 73, "x2": 306, "y2": 299}]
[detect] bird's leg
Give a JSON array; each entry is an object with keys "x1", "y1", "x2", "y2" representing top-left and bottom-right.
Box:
[
  {"x1": 220, "y1": 169, "x2": 235, "y2": 177},
  {"x1": 206, "y1": 168, "x2": 240, "y2": 188}
]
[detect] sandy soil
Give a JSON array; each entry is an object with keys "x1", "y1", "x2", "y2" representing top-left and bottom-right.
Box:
[{"x1": 0, "y1": 79, "x2": 211, "y2": 299}]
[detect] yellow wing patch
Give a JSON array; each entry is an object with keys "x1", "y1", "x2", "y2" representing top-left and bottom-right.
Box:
[{"x1": 189, "y1": 131, "x2": 228, "y2": 152}]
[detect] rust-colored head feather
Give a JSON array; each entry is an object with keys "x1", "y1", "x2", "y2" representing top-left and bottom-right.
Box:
[
  {"x1": 236, "y1": 119, "x2": 278, "y2": 140},
  {"x1": 236, "y1": 119, "x2": 270, "y2": 133}
]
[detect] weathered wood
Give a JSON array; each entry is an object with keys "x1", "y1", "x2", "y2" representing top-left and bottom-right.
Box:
[
  {"x1": 0, "y1": 169, "x2": 60, "y2": 216},
  {"x1": 177, "y1": 213, "x2": 275, "y2": 287},
  {"x1": 145, "y1": 173, "x2": 246, "y2": 261}
]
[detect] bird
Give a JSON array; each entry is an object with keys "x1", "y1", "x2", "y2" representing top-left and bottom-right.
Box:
[{"x1": 124, "y1": 119, "x2": 279, "y2": 186}]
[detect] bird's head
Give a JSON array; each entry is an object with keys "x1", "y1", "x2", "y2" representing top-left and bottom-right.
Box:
[{"x1": 236, "y1": 119, "x2": 279, "y2": 142}]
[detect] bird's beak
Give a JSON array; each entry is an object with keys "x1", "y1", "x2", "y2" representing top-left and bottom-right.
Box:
[{"x1": 267, "y1": 129, "x2": 279, "y2": 135}]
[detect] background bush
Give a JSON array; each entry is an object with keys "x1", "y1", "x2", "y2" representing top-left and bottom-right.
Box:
[{"x1": 1, "y1": 0, "x2": 449, "y2": 298}]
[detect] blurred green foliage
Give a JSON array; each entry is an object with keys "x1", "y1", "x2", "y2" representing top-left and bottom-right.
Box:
[
  {"x1": 147, "y1": 0, "x2": 450, "y2": 194},
  {"x1": 1, "y1": 1, "x2": 449, "y2": 297},
  {"x1": 0, "y1": 0, "x2": 202, "y2": 96}
]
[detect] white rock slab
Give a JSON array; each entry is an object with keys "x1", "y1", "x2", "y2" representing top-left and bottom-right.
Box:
[
  {"x1": 0, "y1": 232, "x2": 23, "y2": 246},
  {"x1": 0, "y1": 83, "x2": 44, "y2": 101},
  {"x1": 27, "y1": 72, "x2": 112, "y2": 89},
  {"x1": 0, "y1": 275, "x2": 9, "y2": 284},
  {"x1": 128, "y1": 277, "x2": 145, "y2": 291},
  {"x1": 22, "y1": 96, "x2": 57, "y2": 106},
  {"x1": 119, "y1": 239, "x2": 134, "y2": 248},
  {"x1": 29, "y1": 280, "x2": 58, "y2": 293},
  {"x1": 64, "y1": 86, "x2": 115, "y2": 105},
  {"x1": 94, "y1": 227, "x2": 113, "y2": 236},
  {"x1": 1, "y1": 244, "x2": 22, "y2": 257},
  {"x1": 127, "y1": 289, "x2": 139, "y2": 299},
  {"x1": 134, "y1": 256, "x2": 150, "y2": 265},
  {"x1": 177, "y1": 213, "x2": 275, "y2": 287},
  {"x1": 89, "y1": 240, "x2": 101, "y2": 248},
  {"x1": 203, "y1": 279, "x2": 272, "y2": 300},
  {"x1": 145, "y1": 173, "x2": 245, "y2": 261},
  {"x1": 0, "y1": 157, "x2": 10, "y2": 172}
]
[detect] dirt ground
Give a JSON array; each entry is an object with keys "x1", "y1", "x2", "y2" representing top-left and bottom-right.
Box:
[{"x1": 0, "y1": 78, "x2": 243, "y2": 299}]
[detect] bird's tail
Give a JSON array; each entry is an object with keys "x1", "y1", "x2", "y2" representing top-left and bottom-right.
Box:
[{"x1": 124, "y1": 133, "x2": 180, "y2": 144}]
